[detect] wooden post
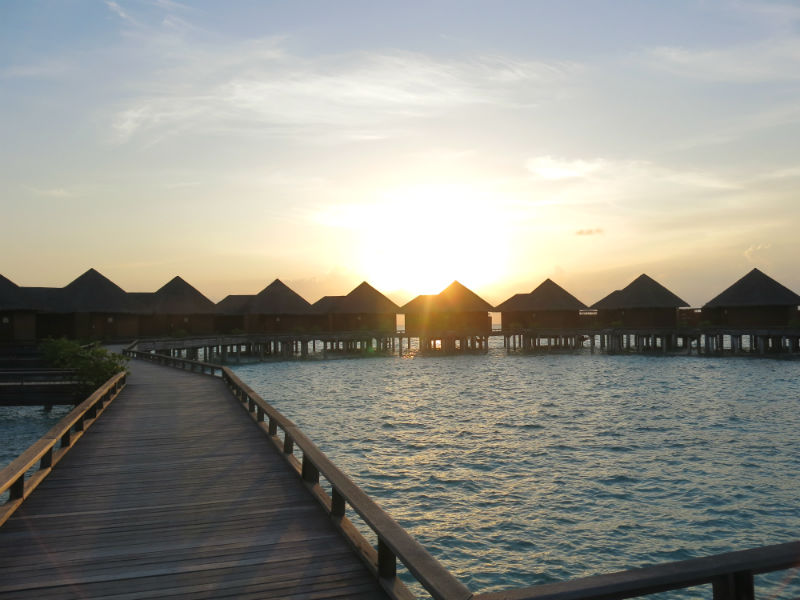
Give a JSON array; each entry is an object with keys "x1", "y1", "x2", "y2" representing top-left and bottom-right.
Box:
[
  {"x1": 712, "y1": 571, "x2": 754, "y2": 600},
  {"x1": 377, "y1": 538, "x2": 396, "y2": 579}
]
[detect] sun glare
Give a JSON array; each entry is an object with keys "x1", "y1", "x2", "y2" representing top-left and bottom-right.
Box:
[{"x1": 351, "y1": 183, "x2": 511, "y2": 297}]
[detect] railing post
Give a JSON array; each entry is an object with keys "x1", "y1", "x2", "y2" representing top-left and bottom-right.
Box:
[
  {"x1": 40, "y1": 447, "x2": 53, "y2": 470},
  {"x1": 256, "y1": 406, "x2": 265, "y2": 422},
  {"x1": 377, "y1": 538, "x2": 397, "y2": 579},
  {"x1": 331, "y1": 488, "x2": 346, "y2": 518},
  {"x1": 10, "y1": 475, "x2": 24, "y2": 500},
  {"x1": 268, "y1": 417, "x2": 278, "y2": 436},
  {"x1": 283, "y1": 433, "x2": 294, "y2": 455},
  {"x1": 301, "y1": 454, "x2": 319, "y2": 484},
  {"x1": 713, "y1": 571, "x2": 755, "y2": 600},
  {"x1": 61, "y1": 429, "x2": 72, "y2": 447}
]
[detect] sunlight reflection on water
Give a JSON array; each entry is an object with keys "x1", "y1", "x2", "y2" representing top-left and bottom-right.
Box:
[{"x1": 234, "y1": 349, "x2": 800, "y2": 596}]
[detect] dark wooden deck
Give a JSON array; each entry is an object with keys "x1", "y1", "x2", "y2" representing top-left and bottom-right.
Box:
[{"x1": 0, "y1": 360, "x2": 388, "y2": 599}]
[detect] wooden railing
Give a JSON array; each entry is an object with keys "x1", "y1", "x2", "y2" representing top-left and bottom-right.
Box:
[
  {"x1": 0, "y1": 371, "x2": 126, "y2": 526},
  {"x1": 124, "y1": 349, "x2": 800, "y2": 600},
  {"x1": 223, "y1": 365, "x2": 472, "y2": 600},
  {"x1": 473, "y1": 541, "x2": 800, "y2": 600},
  {"x1": 123, "y1": 348, "x2": 223, "y2": 376}
]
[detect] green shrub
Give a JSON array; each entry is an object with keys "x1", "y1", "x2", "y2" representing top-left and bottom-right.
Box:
[{"x1": 40, "y1": 338, "x2": 128, "y2": 393}]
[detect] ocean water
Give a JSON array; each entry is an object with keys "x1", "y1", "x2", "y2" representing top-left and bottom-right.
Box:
[
  {"x1": 233, "y1": 347, "x2": 800, "y2": 597},
  {"x1": 1, "y1": 404, "x2": 73, "y2": 470}
]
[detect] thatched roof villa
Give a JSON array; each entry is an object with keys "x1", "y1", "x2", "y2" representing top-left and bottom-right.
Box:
[
  {"x1": 0, "y1": 275, "x2": 36, "y2": 341},
  {"x1": 592, "y1": 274, "x2": 689, "y2": 328},
  {"x1": 134, "y1": 276, "x2": 215, "y2": 336},
  {"x1": 312, "y1": 282, "x2": 398, "y2": 334},
  {"x1": 246, "y1": 279, "x2": 313, "y2": 333},
  {"x1": 703, "y1": 268, "x2": 800, "y2": 328},
  {"x1": 495, "y1": 278, "x2": 587, "y2": 330},
  {"x1": 402, "y1": 280, "x2": 492, "y2": 338}
]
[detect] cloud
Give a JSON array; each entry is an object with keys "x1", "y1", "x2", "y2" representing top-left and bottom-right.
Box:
[
  {"x1": 108, "y1": 34, "x2": 577, "y2": 144},
  {"x1": 105, "y1": 1, "x2": 137, "y2": 24},
  {"x1": 576, "y1": 228, "x2": 603, "y2": 236},
  {"x1": 525, "y1": 155, "x2": 740, "y2": 192},
  {"x1": 25, "y1": 186, "x2": 76, "y2": 198},
  {"x1": 744, "y1": 243, "x2": 773, "y2": 263},
  {"x1": 526, "y1": 156, "x2": 608, "y2": 180},
  {"x1": 646, "y1": 37, "x2": 800, "y2": 83},
  {"x1": 1, "y1": 59, "x2": 75, "y2": 80}
]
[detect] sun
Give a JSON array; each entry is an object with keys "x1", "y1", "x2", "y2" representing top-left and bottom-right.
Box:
[{"x1": 354, "y1": 183, "x2": 511, "y2": 297}]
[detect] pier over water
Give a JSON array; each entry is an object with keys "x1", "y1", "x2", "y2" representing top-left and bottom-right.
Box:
[{"x1": 0, "y1": 360, "x2": 393, "y2": 599}]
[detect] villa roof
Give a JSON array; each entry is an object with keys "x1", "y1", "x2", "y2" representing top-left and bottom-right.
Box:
[
  {"x1": 495, "y1": 279, "x2": 587, "y2": 312},
  {"x1": 127, "y1": 292, "x2": 156, "y2": 313},
  {"x1": 402, "y1": 281, "x2": 492, "y2": 313},
  {"x1": 248, "y1": 279, "x2": 311, "y2": 315},
  {"x1": 310, "y1": 295, "x2": 345, "y2": 314},
  {"x1": 215, "y1": 294, "x2": 254, "y2": 315},
  {"x1": 0, "y1": 275, "x2": 27, "y2": 311},
  {"x1": 592, "y1": 274, "x2": 688, "y2": 309},
  {"x1": 704, "y1": 268, "x2": 800, "y2": 308},
  {"x1": 61, "y1": 268, "x2": 136, "y2": 313},
  {"x1": 332, "y1": 282, "x2": 399, "y2": 314},
  {"x1": 151, "y1": 276, "x2": 215, "y2": 314}
]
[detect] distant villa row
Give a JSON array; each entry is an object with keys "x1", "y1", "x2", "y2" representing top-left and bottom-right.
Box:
[{"x1": 1, "y1": 268, "x2": 799, "y2": 345}]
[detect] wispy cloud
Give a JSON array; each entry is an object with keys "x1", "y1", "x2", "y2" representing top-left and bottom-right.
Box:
[
  {"x1": 25, "y1": 186, "x2": 76, "y2": 198},
  {"x1": 576, "y1": 228, "x2": 603, "y2": 236},
  {"x1": 525, "y1": 155, "x2": 740, "y2": 191},
  {"x1": 0, "y1": 59, "x2": 75, "y2": 80},
  {"x1": 744, "y1": 243, "x2": 773, "y2": 264},
  {"x1": 646, "y1": 37, "x2": 800, "y2": 83},
  {"x1": 109, "y1": 33, "x2": 577, "y2": 144},
  {"x1": 526, "y1": 156, "x2": 608, "y2": 180},
  {"x1": 105, "y1": 1, "x2": 138, "y2": 25}
]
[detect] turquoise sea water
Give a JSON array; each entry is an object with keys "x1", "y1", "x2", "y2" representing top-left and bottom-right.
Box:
[{"x1": 233, "y1": 348, "x2": 800, "y2": 596}]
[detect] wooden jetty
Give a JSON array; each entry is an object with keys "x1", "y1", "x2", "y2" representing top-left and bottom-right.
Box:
[{"x1": 0, "y1": 355, "x2": 470, "y2": 600}]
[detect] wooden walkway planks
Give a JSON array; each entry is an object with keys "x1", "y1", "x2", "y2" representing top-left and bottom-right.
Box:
[{"x1": 0, "y1": 360, "x2": 388, "y2": 599}]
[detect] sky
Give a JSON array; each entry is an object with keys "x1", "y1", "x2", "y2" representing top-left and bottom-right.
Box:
[{"x1": 2, "y1": 0, "x2": 800, "y2": 307}]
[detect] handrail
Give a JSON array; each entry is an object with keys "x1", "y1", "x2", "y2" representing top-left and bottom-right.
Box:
[
  {"x1": 473, "y1": 541, "x2": 800, "y2": 600},
  {"x1": 0, "y1": 370, "x2": 127, "y2": 526},
  {"x1": 122, "y1": 348, "x2": 224, "y2": 376},
  {"x1": 220, "y1": 366, "x2": 473, "y2": 600}
]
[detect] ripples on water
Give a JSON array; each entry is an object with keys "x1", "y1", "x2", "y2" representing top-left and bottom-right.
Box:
[{"x1": 235, "y1": 349, "x2": 800, "y2": 596}]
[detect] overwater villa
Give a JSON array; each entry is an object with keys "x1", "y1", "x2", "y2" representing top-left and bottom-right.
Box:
[
  {"x1": 401, "y1": 280, "x2": 492, "y2": 353},
  {"x1": 592, "y1": 274, "x2": 689, "y2": 328},
  {"x1": 495, "y1": 278, "x2": 588, "y2": 351},
  {"x1": 591, "y1": 274, "x2": 690, "y2": 353},
  {"x1": 133, "y1": 276, "x2": 216, "y2": 337},
  {"x1": 245, "y1": 279, "x2": 314, "y2": 334},
  {"x1": 214, "y1": 293, "x2": 253, "y2": 334},
  {"x1": 703, "y1": 268, "x2": 800, "y2": 328},
  {"x1": 28, "y1": 269, "x2": 139, "y2": 340},
  {"x1": 314, "y1": 282, "x2": 398, "y2": 334},
  {"x1": 0, "y1": 275, "x2": 35, "y2": 342},
  {"x1": 701, "y1": 268, "x2": 800, "y2": 354},
  {"x1": 309, "y1": 282, "x2": 399, "y2": 354}
]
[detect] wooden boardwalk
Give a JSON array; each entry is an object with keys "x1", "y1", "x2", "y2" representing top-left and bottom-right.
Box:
[{"x1": 0, "y1": 360, "x2": 388, "y2": 599}]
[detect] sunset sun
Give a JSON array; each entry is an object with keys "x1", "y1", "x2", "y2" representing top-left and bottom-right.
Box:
[{"x1": 338, "y1": 183, "x2": 511, "y2": 297}]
